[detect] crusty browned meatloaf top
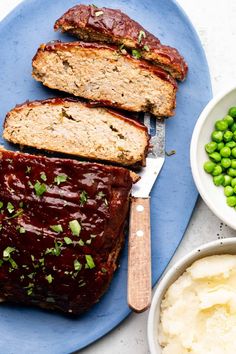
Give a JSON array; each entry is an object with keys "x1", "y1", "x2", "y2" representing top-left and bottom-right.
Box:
[
  {"x1": 54, "y1": 4, "x2": 188, "y2": 81},
  {"x1": 0, "y1": 148, "x2": 133, "y2": 314}
]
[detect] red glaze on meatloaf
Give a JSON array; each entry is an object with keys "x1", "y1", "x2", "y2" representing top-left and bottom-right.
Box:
[
  {"x1": 0, "y1": 148, "x2": 132, "y2": 314},
  {"x1": 54, "y1": 4, "x2": 188, "y2": 80}
]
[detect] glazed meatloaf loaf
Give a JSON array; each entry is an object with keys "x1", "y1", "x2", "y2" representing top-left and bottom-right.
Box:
[
  {"x1": 3, "y1": 98, "x2": 149, "y2": 167},
  {"x1": 54, "y1": 4, "x2": 188, "y2": 81},
  {"x1": 0, "y1": 148, "x2": 133, "y2": 314},
  {"x1": 32, "y1": 41, "x2": 177, "y2": 117}
]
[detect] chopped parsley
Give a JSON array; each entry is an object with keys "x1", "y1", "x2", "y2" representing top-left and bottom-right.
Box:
[
  {"x1": 132, "y1": 49, "x2": 142, "y2": 59},
  {"x1": 74, "y1": 259, "x2": 82, "y2": 271},
  {"x1": 45, "y1": 274, "x2": 54, "y2": 284},
  {"x1": 97, "y1": 191, "x2": 105, "y2": 198},
  {"x1": 138, "y1": 30, "x2": 146, "y2": 43},
  {"x1": 3, "y1": 246, "x2": 15, "y2": 259},
  {"x1": 95, "y1": 10, "x2": 104, "y2": 16},
  {"x1": 19, "y1": 202, "x2": 24, "y2": 208},
  {"x1": 50, "y1": 224, "x2": 63, "y2": 233},
  {"x1": 85, "y1": 255, "x2": 95, "y2": 269},
  {"x1": 45, "y1": 241, "x2": 63, "y2": 257},
  {"x1": 19, "y1": 226, "x2": 26, "y2": 234},
  {"x1": 86, "y1": 239, "x2": 92, "y2": 245},
  {"x1": 34, "y1": 181, "x2": 47, "y2": 197},
  {"x1": 25, "y1": 166, "x2": 31, "y2": 174},
  {"x1": 64, "y1": 237, "x2": 73, "y2": 245},
  {"x1": 25, "y1": 282, "x2": 34, "y2": 296},
  {"x1": 0, "y1": 202, "x2": 3, "y2": 209},
  {"x1": 9, "y1": 258, "x2": 18, "y2": 269},
  {"x1": 143, "y1": 44, "x2": 150, "y2": 51},
  {"x1": 7, "y1": 208, "x2": 23, "y2": 220},
  {"x1": 166, "y1": 150, "x2": 176, "y2": 157},
  {"x1": 40, "y1": 172, "x2": 47, "y2": 182},
  {"x1": 54, "y1": 174, "x2": 68, "y2": 185},
  {"x1": 80, "y1": 191, "x2": 88, "y2": 206},
  {"x1": 69, "y1": 220, "x2": 81, "y2": 236},
  {"x1": 101, "y1": 267, "x2": 107, "y2": 273},
  {"x1": 7, "y1": 202, "x2": 14, "y2": 214},
  {"x1": 77, "y1": 239, "x2": 84, "y2": 246}
]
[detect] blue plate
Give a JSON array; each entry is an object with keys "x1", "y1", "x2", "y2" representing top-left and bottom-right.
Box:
[{"x1": 0, "y1": 0, "x2": 211, "y2": 353}]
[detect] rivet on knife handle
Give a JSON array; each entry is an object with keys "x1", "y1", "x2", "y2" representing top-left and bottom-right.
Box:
[{"x1": 128, "y1": 197, "x2": 151, "y2": 312}]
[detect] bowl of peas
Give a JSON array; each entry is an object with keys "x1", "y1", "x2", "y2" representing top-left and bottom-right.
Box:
[{"x1": 191, "y1": 86, "x2": 236, "y2": 229}]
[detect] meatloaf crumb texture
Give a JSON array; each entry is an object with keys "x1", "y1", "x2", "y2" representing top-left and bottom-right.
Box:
[
  {"x1": 54, "y1": 4, "x2": 188, "y2": 80},
  {"x1": 0, "y1": 148, "x2": 132, "y2": 314},
  {"x1": 3, "y1": 98, "x2": 149, "y2": 167},
  {"x1": 32, "y1": 41, "x2": 177, "y2": 117}
]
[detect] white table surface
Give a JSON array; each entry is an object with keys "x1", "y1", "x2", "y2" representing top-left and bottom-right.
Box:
[{"x1": 1, "y1": 1, "x2": 236, "y2": 353}]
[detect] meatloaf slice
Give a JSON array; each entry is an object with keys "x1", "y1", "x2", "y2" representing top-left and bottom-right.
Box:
[
  {"x1": 0, "y1": 148, "x2": 133, "y2": 314},
  {"x1": 54, "y1": 4, "x2": 188, "y2": 81},
  {"x1": 32, "y1": 41, "x2": 177, "y2": 117},
  {"x1": 3, "y1": 98, "x2": 149, "y2": 167}
]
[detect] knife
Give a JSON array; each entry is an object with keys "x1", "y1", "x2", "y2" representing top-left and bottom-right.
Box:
[{"x1": 128, "y1": 114, "x2": 165, "y2": 312}]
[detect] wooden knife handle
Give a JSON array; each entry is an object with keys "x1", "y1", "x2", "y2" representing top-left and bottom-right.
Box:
[{"x1": 128, "y1": 197, "x2": 151, "y2": 312}]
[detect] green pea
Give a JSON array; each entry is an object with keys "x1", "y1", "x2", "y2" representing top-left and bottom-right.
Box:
[
  {"x1": 224, "y1": 115, "x2": 234, "y2": 126},
  {"x1": 220, "y1": 146, "x2": 231, "y2": 157},
  {"x1": 231, "y1": 160, "x2": 236, "y2": 169},
  {"x1": 223, "y1": 175, "x2": 232, "y2": 186},
  {"x1": 228, "y1": 168, "x2": 236, "y2": 177},
  {"x1": 215, "y1": 120, "x2": 228, "y2": 131},
  {"x1": 205, "y1": 141, "x2": 217, "y2": 154},
  {"x1": 231, "y1": 123, "x2": 236, "y2": 133},
  {"x1": 224, "y1": 130, "x2": 234, "y2": 142},
  {"x1": 203, "y1": 161, "x2": 216, "y2": 174},
  {"x1": 224, "y1": 186, "x2": 234, "y2": 196},
  {"x1": 227, "y1": 196, "x2": 236, "y2": 207},
  {"x1": 231, "y1": 178, "x2": 236, "y2": 187},
  {"x1": 217, "y1": 142, "x2": 224, "y2": 151},
  {"x1": 221, "y1": 158, "x2": 231, "y2": 168},
  {"x1": 213, "y1": 174, "x2": 224, "y2": 186},
  {"x1": 228, "y1": 107, "x2": 236, "y2": 118},
  {"x1": 211, "y1": 130, "x2": 223, "y2": 143},
  {"x1": 212, "y1": 165, "x2": 222, "y2": 176},
  {"x1": 233, "y1": 186, "x2": 236, "y2": 194},
  {"x1": 226, "y1": 141, "x2": 236, "y2": 148},
  {"x1": 232, "y1": 147, "x2": 236, "y2": 158},
  {"x1": 233, "y1": 131, "x2": 236, "y2": 142},
  {"x1": 209, "y1": 152, "x2": 221, "y2": 162}
]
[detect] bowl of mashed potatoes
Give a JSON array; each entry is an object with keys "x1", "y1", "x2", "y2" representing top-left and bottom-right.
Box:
[{"x1": 148, "y1": 237, "x2": 236, "y2": 354}]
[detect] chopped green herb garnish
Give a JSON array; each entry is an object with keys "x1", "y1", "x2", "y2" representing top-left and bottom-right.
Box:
[
  {"x1": 19, "y1": 226, "x2": 26, "y2": 234},
  {"x1": 20, "y1": 275, "x2": 24, "y2": 281},
  {"x1": 143, "y1": 44, "x2": 150, "y2": 51},
  {"x1": 9, "y1": 258, "x2": 18, "y2": 269},
  {"x1": 7, "y1": 208, "x2": 23, "y2": 219},
  {"x1": 50, "y1": 224, "x2": 63, "y2": 233},
  {"x1": 7, "y1": 202, "x2": 14, "y2": 214},
  {"x1": 0, "y1": 202, "x2": 3, "y2": 209},
  {"x1": 101, "y1": 267, "x2": 107, "y2": 273},
  {"x1": 69, "y1": 220, "x2": 81, "y2": 236},
  {"x1": 64, "y1": 237, "x2": 73, "y2": 245},
  {"x1": 40, "y1": 172, "x2": 47, "y2": 182},
  {"x1": 54, "y1": 174, "x2": 68, "y2": 185},
  {"x1": 19, "y1": 202, "x2": 24, "y2": 208},
  {"x1": 78, "y1": 239, "x2": 84, "y2": 246},
  {"x1": 27, "y1": 272, "x2": 35, "y2": 279},
  {"x1": 166, "y1": 150, "x2": 176, "y2": 156},
  {"x1": 95, "y1": 10, "x2": 104, "y2": 16},
  {"x1": 28, "y1": 181, "x2": 33, "y2": 188},
  {"x1": 138, "y1": 30, "x2": 146, "y2": 43},
  {"x1": 3, "y1": 246, "x2": 15, "y2": 259},
  {"x1": 25, "y1": 282, "x2": 34, "y2": 296},
  {"x1": 45, "y1": 241, "x2": 63, "y2": 256},
  {"x1": 74, "y1": 259, "x2": 82, "y2": 271},
  {"x1": 85, "y1": 255, "x2": 95, "y2": 269},
  {"x1": 31, "y1": 255, "x2": 35, "y2": 262},
  {"x1": 27, "y1": 288, "x2": 33, "y2": 296},
  {"x1": 34, "y1": 181, "x2": 47, "y2": 197},
  {"x1": 45, "y1": 274, "x2": 54, "y2": 284},
  {"x1": 97, "y1": 191, "x2": 105, "y2": 198},
  {"x1": 86, "y1": 239, "x2": 92, "y2": 245},
  {"x1": 39, "y1": 258, "x2": 45, "y2": 266},
  {"x1": 80, "y1": 191, "x2": 88, "y2": 206},
  {"x1": 132, "y1": 49, "x2": 142, "y2": 59},
  {"x1": 25, "y1": 166, "x2": 31, "y2": 174}
]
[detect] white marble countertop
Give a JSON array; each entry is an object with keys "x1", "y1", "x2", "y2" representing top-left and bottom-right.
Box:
[{"x1": 1, "y1": 1, "x2": 236, "y2": 353}]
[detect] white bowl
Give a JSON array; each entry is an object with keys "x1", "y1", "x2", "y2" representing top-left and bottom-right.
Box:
[
  {"x1": 147, "y1": 237, "x2": 236, "y2": 354},
  {"x1": 190, "y1": 86, "x2": 236, "y2": 229}
]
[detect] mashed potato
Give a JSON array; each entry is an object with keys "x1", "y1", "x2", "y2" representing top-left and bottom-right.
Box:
[{"x1": 158, "y1": 255, "x2": 236, "y2": 354}]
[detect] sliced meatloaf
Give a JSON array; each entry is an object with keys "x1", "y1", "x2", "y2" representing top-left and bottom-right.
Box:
[
  {"x1": 3, "y1": 98, "x2": 149, "y2": 167},
  {"x1": 32, "y1": 41, "x2": 177, "y2": 117},
  {"x1": 54, "y1": 4, "x2": 188, "y2": 81},
  {"x1": 0, "y1": 148, "x2": 133, "y2": 314}
]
